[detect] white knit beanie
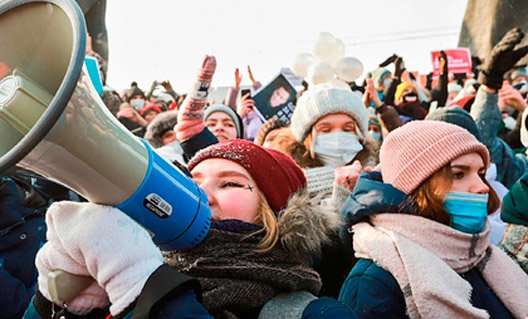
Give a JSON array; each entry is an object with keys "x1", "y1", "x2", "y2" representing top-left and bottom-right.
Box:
[{"x1": 290, "y1": 85, "x2": 369, "y2": 143}]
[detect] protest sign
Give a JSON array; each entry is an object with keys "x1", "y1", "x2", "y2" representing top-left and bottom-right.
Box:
[
  {"x1": 252, "y1": 72, "x2": 297, "y2": 123},
  {"x1": 431, "y1": 48, "x2": 472, "y2": 76}
]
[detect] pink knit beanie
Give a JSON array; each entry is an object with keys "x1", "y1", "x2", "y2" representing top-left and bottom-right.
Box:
[{"x1": 380, "y1": 121, "x2": 490, "y2": 195}]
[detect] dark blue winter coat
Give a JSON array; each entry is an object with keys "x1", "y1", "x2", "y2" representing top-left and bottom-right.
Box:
[
  {"x1": 25, "y1": 267, "x2": 358, "y2": 319},
  {"x1": 0, "y1": 176, "x2": 47, "y2": 319},
  {"x1": 338, "y1": 171, "x2": 514, "y2": 319}
]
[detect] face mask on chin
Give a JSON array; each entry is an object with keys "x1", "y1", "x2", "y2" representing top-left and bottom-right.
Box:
[{"x1": 312, "y1": 131, "x2": 364, "y2": 167}]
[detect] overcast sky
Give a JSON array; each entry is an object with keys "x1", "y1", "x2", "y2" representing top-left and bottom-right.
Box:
[{"x1": 105, "y1": 0, "x2": 468, "y2": 93}]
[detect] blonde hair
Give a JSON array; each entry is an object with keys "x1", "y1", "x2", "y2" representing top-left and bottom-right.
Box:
[{"x1": 252, "y1": 191, "x2": 280, "y2": 253}]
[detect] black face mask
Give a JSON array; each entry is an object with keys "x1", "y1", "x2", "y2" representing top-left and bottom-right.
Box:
[{"x1": 402, "y1": 92, "x2": 418, "y2": 103}]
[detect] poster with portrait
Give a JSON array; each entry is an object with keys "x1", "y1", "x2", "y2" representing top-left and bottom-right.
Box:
[{"x1": 252, "y1": 73, "x2": 297, "y2": 124}]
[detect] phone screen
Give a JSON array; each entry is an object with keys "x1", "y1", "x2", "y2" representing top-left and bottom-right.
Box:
[{"x1": 241, "y1": 89, "x2": 251, "y2": 97}]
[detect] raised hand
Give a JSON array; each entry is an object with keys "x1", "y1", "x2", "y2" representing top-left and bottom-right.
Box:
[
  {"x1": 237, "y1": 93, "x2": 255, "y2": 118},
  {"x1": 478, "y1": 28, "x2": 528, "y2": 90}
]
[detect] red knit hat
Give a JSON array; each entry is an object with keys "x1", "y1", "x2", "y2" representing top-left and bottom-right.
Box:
[
  {"x1": 140, "y1": 102, "x2": 162, "y2": 117},
  {"x1": 187, "y1": 140, "x2": 307, "y2": 214},
  {"x1": 380, "y1": 121, "x2": 489, "y2": 195}
]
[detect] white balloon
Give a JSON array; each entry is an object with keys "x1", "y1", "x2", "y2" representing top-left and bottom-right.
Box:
[
  {"x1": 333, "y1": 38, "x2": 346, "y2": 65},
  {"x1": 328, "y1": 78, "x2": 351, "y2": 91},
  {"x1": 334, "y1": 57, "x2": 364, "y2": 82},
  {"x1": 314, "y1": 32, "x2": 338, "y2": 65},
  {"x1": 307, "y1": 62, "x2": 335, "y2": 85},
  {"x1": 292, "y1": 53, "x2": 316, "y2": 78}
]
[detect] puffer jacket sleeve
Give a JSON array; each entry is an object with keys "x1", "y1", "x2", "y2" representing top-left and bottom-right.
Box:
[
  {"x1": 302, "y1": 297, "x2": 358, "y2": 319},
  {"x1": 338, "y1": 259, "x2": 407, "y2": 319},
  {"x1": 470, "y1": 87, "x2": 528, "y2": 188}
]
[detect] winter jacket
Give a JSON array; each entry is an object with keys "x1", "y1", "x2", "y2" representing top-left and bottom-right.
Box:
[
  {"x1": 339, "y1": 259, "x2": 514, "y2": 319},
  {"x1": 180, "y1": 128, "x2": 218, "y2": 162},
  {"x1": 0, "y1": 176, "x2": 47, "y2": 319},
  {"x1": 338, "y1": 171, "x2": 515, "y2": 319},
  {"x1": 499, "y1": 171, "x2": 528, "y2": 273},
  {"x1": 225, "y1": 82, "x2": 263, "y2": 141},
  {"x1": 470, "y1": 87, "x2": 528, "y2": 188}
]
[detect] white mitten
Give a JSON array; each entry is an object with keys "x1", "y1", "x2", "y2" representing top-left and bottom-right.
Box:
[{"x1": 36, "y1": 201, "x2": 163, "y2": 315}]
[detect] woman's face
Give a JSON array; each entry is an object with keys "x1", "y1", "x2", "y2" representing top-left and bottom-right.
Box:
[
  {"x1": 206, "y1": 111, "x2": 237, "y2": 140},
  {"x1": 191, "y1": 158, "x2": 260, "y2": 223},
  {"x1": 161, "y1": 130, "x2": 177, "y2": 146},
  {"x1": 313, "y1": 113, "x2": 357, "y2": 135},
  {"x1": 449, "y1": 152, "x2": 489, "y2": 194}
]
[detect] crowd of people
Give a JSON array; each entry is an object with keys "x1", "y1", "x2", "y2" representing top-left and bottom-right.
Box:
[{"x1": 1, "y1": 25, "x2": 528, "y2": 318}]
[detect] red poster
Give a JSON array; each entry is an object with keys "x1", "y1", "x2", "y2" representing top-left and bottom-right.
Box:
[{"x1": 431, "y1": 48, "x2": 472, "y2": 76}]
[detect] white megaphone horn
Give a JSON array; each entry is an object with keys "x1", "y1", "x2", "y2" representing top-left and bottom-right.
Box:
[{"x1": 0, "y1": 0, "x2": 211, "y2": 251}]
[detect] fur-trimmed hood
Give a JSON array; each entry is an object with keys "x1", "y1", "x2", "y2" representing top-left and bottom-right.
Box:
[
  {"x1": 144, "y1": 110, "x2": 178, "y2": 148},
  {"x1": 278, "y1": 190, "x2": 342, "y2": 256}
]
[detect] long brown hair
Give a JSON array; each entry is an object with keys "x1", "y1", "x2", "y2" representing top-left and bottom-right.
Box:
[{"x1": 409, "y1": 165, "x2": 500, "y2": 226}]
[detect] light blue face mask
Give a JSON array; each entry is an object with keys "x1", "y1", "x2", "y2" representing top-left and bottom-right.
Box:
[
  {"x1": 368, "y1": 130, "x2": 382, "y2": 141},
  {"x1": 443, "y1": 192, "x2": 489, "y2": 234}
]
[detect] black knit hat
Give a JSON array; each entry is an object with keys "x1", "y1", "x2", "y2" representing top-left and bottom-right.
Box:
[{"x1": 126, "y1": 82, "x2": 146, "y2": 102}]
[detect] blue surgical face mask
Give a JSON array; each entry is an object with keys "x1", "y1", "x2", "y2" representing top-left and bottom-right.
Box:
[
  {"x1": 313, "y1": 132, "x2": 364, "y2": 167},
  {"x1": 443, "y1": 192, "x2": 489, "y2": 234},
  {"x1": 368, "y1": 130, "x2": 382, "y2": 141}
]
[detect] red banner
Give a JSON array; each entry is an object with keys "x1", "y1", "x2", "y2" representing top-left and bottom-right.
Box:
[{"x1": 431, "y1": 48, "x2": 472, "y2": 76}]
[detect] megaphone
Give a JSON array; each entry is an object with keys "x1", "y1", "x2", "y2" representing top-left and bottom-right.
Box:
[{"x1": 0, "y1": 0, "x2": 211, "y2": 250}]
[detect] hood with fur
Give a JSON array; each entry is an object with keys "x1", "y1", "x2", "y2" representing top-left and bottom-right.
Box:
[
  {"x1": 144, "y1": 110, "x2": 178, "y2": 148},
  {"x1": 278, "y1": 190, "x2": 342, "y2": 256}
]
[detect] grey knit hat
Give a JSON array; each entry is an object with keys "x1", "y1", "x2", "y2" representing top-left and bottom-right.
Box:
[
  {"x1": 290, "y1": 85, "x2": 369, "y2": 143},
  {"x1": 425, "y1": 106, "x2": 481, "y2": 142},
  {"x1": 204, "y1": 104, "x2": 243, "y2": 138}
]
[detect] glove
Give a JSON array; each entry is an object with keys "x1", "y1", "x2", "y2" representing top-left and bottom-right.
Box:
[
  {"x1": 439, "y1": 50, "x2": 448, "y2": 75},
  {"x1": 379, "y1": 53, "x2": 398, "y2": 67},
  {"x1": 36, "y1": 202, "x2": 163, "y2": 315},
  {"x1": 478, "y1": 28, "x2": 528, "y2": 89},
  {"x1": 394, "y1": 57, "x2": 406, "y2": 78},
  {"x1": 176, "y1": 55, "x2": 217, "y2": 141}
]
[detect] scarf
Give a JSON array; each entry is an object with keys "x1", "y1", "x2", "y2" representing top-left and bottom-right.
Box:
[
  {"x1": 163, "y1": 222, "x2": 321, "y2": 319},
  {"x1": 352, "y1": 213, "x2": 528, "y2": 319}
]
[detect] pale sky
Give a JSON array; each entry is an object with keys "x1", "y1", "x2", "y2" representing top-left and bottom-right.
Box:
[{"x1": 105, "y1": 0, "x2": 468, "y2": 94}]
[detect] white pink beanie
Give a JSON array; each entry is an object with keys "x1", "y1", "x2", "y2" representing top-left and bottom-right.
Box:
[{"x1": 380, "y1": 121, "x2": 489, "y2": 195}]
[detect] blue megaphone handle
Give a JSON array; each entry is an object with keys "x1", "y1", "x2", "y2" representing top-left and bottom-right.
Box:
[{"x1": 117, "y1": 140, "x2": 211, "y2": 251}]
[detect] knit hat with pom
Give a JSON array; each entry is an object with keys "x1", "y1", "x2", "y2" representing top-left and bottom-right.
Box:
[
  {"x1": 380, "y1": 121, "x2": 489, "y2": 195},
  {"x1": 290, "y1": 85, "x2": 368, "y2": 142},
  {"x1": 188, "y1": 139, "x2": 306, "y2": 214}
]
